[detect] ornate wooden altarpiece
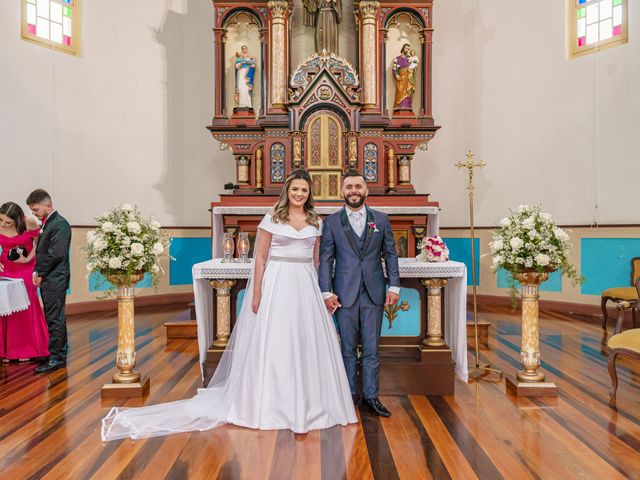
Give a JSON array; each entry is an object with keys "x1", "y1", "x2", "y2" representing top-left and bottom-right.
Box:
[{"x1": 205, "y1": 1, "x2": 456, "y2": 394}]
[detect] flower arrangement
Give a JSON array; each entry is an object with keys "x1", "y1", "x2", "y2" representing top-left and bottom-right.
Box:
[
  {"x1": 85, "y1": 204, "x2": 169, "y2": 286},
  {"x1": 489, "y1": 205, "x2": 581, "y2": 283},
  {"x1": 417, "y1": 235, "x2": 450, "y2": 262}
]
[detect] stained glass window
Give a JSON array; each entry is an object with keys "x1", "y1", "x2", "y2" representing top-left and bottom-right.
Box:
[
  {"x1": 570, "y1": 0, "x2": 627, "y2": 58},
  {"x1": 22, "y1": 0, "x2": 79, "y2": 55}
]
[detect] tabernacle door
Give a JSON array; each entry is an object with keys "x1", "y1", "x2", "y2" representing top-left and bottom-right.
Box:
[{"x1": 306, "y1": 111, "x2": 344, "y2": 200}]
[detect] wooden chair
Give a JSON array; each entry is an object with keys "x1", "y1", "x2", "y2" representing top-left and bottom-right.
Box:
[
  {"x1": 601, "y1": 257, "x2": 640, "y2": 331},
  {"x1": 607, "y1": 326, "x2": 640, "y2": 406},
  {"x1": 608, "y1": 279, "x2": 640, "y2": 406}
]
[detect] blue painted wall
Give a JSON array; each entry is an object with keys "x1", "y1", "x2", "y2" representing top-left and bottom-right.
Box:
[
  {"x1": 381, "y1": 287, "x2": 421, "y2": 337},
  {"x1": 442, "y1": 237, "x2": 480, "y2": 286},
  {"x1": 496, "y1": 267, "x2": 563, "y2": 292},
  {"x1": 169, "y1": 237, "x2": 213, "y2": 286},
  {"x1": 89, "y1": 272, "x2": 153, "y2": 292},
  {"x1": 580, "y1": 238, "x2": 640, "y2": 295}
]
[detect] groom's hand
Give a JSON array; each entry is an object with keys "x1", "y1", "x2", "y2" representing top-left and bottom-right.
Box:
[
  {"x1": 385, "y1": 291, "x2": 400, "y2": 307},
  {"x1": 324, "y1": 295, "x2": 341, "y2": 314}
]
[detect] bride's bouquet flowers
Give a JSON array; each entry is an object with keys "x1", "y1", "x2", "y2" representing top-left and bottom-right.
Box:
[
  {"x1": 489, "y1": 205, "x2": 581, "y2": 284},
  {"x1": 417, "y1": 235, "x2": 449, "y2": 262},
  {"x1": 85, "y1": 203, "x2": 169, "y2": 284}
]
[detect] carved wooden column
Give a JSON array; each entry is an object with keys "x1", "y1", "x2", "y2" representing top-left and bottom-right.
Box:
[
  {"x1": 210, "y1": 279, "x2": 237, "y2": 348},
  {"x1": 359, "y1": 1, "x2": 379, "y2": 110},
  {"x1": 421, "y1": 278, "x2": 448, "y2": 347},
  {"x1": 386, "y1": 147, "x2": 396, "y2": 192},
  {"x1": 268, "y1": 1, "x2": 288, "y2": 111},
  {"x1": 345, "y1": 131, "x2": 359, "y2": 170},
  {"x1": 255, "y1": 147, "x2": 264, "y2": 193},
  {"x1": 213, "y1": 28, "x2": 227, "y2": 118},
  {"x1": 291, "y1": 131, "x2": 304, "y2": 169}
]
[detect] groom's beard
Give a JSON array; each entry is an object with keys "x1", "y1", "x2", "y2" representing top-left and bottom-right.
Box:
[{"x1": 345, "y1": 193, "x2": 366, "y2": 209}]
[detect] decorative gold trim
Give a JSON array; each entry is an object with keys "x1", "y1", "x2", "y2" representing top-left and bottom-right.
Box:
[
  {"x1": 210, "y1": 279, "x2": 237, "y2": 348},
  {"x1": 421, "y1": 278, "x2": 448, "y2": 347}
]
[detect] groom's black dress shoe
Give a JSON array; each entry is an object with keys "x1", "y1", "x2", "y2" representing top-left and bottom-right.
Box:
[
  {"x1": 362, "y1": 397, "x2": 391, "y2": 417},
  {"x1": 34, "y1": 359, "x2": 66, "y2": 374}
]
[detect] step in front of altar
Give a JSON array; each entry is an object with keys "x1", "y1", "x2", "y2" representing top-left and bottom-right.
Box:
[{"x1": 204, "y1": 345, "x2": 454, "y2": 396}]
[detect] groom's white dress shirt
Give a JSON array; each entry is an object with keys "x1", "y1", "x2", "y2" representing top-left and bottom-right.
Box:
[{"x1": 322, "y1": 206, "x2": 400, "y2": 300}]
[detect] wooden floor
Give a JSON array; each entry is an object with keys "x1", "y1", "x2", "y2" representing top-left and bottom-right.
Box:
[{"x1": 1, "y1": 304, "x2": 639, "y2": 480}]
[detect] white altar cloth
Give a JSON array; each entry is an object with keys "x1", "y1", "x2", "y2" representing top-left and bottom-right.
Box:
[
  {"x1": 192, "y1": 258, "x2": 468, "y2": 382},
  {"x1": 210, "y1": 206, "x2": 440, "y2": 258},
  {"x1": 0, "y1": 277, "x2": 30, "y2": 317}
]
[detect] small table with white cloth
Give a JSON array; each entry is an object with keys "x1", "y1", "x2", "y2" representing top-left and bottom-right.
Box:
[
  {"x1": 0, "y1": 277, "x2": 30, "y2": 317},
  {"x1": 192, "y1": 258, "x2": 468, "y2": 394}
]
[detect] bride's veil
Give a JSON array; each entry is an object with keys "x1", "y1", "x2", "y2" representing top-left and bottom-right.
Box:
[
  {"x1": 101, "y1": 219, "x2": 271, "y2": 440},
  {"x1": 203, "y1": 225, "x2": 269, "y2": 389}
]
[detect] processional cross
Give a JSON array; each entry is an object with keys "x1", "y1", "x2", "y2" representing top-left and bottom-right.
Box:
[{"x1": 455, "y1": 151, "x2": 501, "y2": 379}]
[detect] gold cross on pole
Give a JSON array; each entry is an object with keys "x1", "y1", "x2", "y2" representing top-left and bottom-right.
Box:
[
  {"x1": 455, "y1": 150, "x2": 486, "y2": 194},
  {"x1": 454, "y1": 150, "x2": 501, "y2": 380}
]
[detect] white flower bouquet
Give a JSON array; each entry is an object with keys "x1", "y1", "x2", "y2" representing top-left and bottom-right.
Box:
[
  {"x1": 417, "y1": 235, "x2": 450, "y2": 262},
  {"x1": 85, "y1": 204, "x2": 169, "y2": 286},
  {"x1": 489, "y1": 205, "x2": 581, "y2": 284}
]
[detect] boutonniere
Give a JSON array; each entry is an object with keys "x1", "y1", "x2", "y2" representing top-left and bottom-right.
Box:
[{"x1": 368, "y1": 222, "x2": 379, "y2": 233}]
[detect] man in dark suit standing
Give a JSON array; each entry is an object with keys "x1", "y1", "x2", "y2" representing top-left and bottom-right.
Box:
[
  {"x1": 27, "y1": 189, "x2": 71, "y2": 373},
  {"x1": 319, "y1": 170, "x2": 401, "y2": 417}
]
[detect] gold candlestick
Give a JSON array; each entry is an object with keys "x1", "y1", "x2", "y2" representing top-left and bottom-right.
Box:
[{"x1": 455, "y1": 151, "x2": 501, "y2": 380}]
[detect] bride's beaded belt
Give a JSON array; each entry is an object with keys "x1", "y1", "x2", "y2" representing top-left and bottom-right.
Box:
[{"x1": 270, "y1": 256, "x2": 313, "y2": 264}]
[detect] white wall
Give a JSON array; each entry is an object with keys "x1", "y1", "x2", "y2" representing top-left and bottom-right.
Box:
[
  {"x1": 1, "y1": 0, "x2": 638, "y2": 228},
  {"x1": 0, "y1": 0, "x2": 234, "y2": 226},
  {"x1": 417, "y1": 0, "x2": 640, "y2": 227}
]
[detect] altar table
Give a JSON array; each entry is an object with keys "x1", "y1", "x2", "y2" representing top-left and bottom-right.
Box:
[{"x1": 0, "y1": 277, "x2": 30, "y2": 317}]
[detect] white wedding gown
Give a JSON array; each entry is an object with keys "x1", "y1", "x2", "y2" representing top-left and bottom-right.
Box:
[{"x1": 101, "y1": 214, "x2": 357, "y2": 440}]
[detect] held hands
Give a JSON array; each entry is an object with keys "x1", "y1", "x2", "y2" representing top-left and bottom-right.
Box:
[
  {"x1": 385, "y1": 291, "x2": 400, "y2": 307},
  {"x1": 324, "y1": 295, "x2": 341, "y2": 314},
  {"x1": 33, "y1": 273, "x2": 42, "y2": 287}
]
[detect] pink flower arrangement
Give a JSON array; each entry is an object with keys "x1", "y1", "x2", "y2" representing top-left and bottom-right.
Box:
[{"x1": 417, "y1": 235, "x2": 449, "y2": 262}]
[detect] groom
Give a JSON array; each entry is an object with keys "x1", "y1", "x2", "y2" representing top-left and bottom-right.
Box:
[{"x1": 319, "y1": 170, "x2": 400, "y2": 417}]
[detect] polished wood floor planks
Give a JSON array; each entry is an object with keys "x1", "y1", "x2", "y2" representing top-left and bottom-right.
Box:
[{"x1": 0, "y1": 304, "x2": 639, "y2": 479}]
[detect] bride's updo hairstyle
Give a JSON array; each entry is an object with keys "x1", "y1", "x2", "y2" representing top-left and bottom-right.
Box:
[{"x1": 271, "y1": 169, "x2": 321, "y2": 228}]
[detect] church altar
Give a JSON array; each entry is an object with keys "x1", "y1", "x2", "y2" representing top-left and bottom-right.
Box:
[
  {"x1": 210, "y1": 204, "x2": 440, "y2": 257},
  {"x1": 192, "y1": 258, "x2": 469, "y2": 391},
  {"x1": 196, "y1": 1, "x2": 464, "y2": 394}
]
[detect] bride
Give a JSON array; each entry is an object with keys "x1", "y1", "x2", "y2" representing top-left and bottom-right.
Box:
[{"x1": 101, "y1": 169, "x2": 357, "y2": 440}]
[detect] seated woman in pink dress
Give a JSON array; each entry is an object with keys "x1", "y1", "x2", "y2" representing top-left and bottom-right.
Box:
[{"x1": 0, "y1": 202, "x2": 49, "y2": 362}]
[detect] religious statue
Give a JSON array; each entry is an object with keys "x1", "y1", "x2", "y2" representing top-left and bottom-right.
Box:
[
  {"x1": 303, "y1": 0, "x2": 342, "y2": 55},
  {"x1": 234, "y1": 45, "x2": 256, "y2": 110},
  {"x1": 392, "y1": 43, "x2": 419, "y2": 111}
]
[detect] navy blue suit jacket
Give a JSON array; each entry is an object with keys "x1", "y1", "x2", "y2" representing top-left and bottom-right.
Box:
[{"x1": 318, "y1": 206, "x2": 401, "y2": 309}]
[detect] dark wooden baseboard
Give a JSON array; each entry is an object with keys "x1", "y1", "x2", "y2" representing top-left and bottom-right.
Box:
[{"x1": 66, "y1": 293, "x2": 194, "y2": 316}]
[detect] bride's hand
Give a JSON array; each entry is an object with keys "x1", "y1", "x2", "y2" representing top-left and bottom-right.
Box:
[{"x1": 252, "y1": 294, "x2": 261, "y2": 314}]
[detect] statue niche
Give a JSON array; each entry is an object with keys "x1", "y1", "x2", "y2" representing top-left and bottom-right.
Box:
[
  {"x1": 385, "y1": 11, "x2": 423, "y2": 116},
  {"x1": 303, "y1": 0, "x2": 342, "y2": 55},
  {"x1": 223, "y1": 11, "x2": 262, "y2": 118}
]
